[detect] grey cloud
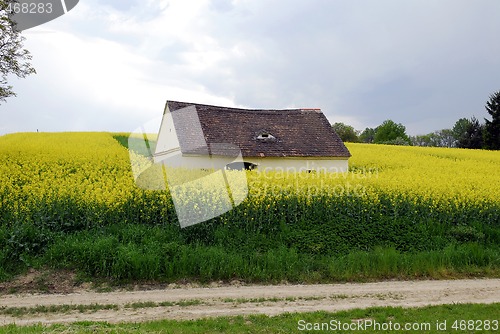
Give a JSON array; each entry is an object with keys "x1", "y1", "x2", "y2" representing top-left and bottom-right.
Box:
[{"x1": 176, "y1": 0, "x2": 500, "y2": 133}]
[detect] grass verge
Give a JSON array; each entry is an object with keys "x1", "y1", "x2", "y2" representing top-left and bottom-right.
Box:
[
  {"x1": 0, "y1": 303, "x2": 498, "y2": 333},
  {"x1": 44, "y1": 230, "x2": 500, "y2": 284},
  {"x1": 0, "y1": 304, "x2": 118, "y2": 317}
]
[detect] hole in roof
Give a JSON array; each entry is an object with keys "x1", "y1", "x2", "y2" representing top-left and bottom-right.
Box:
[{"x1": 257, "y1": 132, "x2": 276, "y2": 140}]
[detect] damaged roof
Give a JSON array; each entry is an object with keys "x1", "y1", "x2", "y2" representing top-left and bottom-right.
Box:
[{"x1": 165, "y1": 100, "x2": 351, "y2": 158}]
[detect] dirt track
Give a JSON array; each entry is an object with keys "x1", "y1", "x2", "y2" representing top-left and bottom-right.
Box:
[{"x1": 0, "y1": 279, "x2": 499, "y2": 326}]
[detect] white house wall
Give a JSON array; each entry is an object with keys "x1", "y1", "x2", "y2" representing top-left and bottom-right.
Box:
[
  {"x1": 246, "y1": 157, "x2": 349, "y2": 173},
  {"x1": 156, "y1": 152, "x2": 240, "y2": 170},
  {"x1": 155, "y1": 151, "x2": 348, "y2": 174}
]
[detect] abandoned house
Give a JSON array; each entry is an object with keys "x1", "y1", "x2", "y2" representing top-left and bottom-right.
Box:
[{"x1": 153, "y1": 100, "x2": 351, "y2": 173}]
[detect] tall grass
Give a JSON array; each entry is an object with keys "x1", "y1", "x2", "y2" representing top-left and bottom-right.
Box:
[{"x1": 42, "y1": 221, "x2": 500, "y2": 282}]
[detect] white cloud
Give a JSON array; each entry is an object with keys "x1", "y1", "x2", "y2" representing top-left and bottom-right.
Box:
[{"x1": 0, "y1": 0, "x2": 236, "y2": 133}]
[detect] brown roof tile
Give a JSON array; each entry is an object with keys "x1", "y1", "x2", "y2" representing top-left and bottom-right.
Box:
[{"x1": 165, "y1": 101, "x2": 351, "y2": 158}]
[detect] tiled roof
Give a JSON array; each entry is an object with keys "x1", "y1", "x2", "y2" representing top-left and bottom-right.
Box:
[{"x1": 165, "y1": 101, "x2": 351, "y2": 158}]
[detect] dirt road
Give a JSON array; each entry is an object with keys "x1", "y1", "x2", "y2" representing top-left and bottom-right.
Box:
[{"x1": 0, "y1": 279, "x2": 499, "y2": 326}]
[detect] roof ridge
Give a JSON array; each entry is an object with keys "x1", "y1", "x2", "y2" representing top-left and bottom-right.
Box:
[{"x1": 166, "y1": 100, "x2": 317, "y2": 113}]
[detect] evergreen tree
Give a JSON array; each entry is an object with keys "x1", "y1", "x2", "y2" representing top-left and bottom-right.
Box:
[
  {"x1": 483, "y1": 90, "x2": 500, "y2": 150},
  {"x1": 453, "y1": 117, "x2": 483, "y2": 149}
]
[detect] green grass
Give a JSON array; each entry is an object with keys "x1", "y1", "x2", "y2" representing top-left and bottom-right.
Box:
[
  {"x1": 0, "y1": 303, "x2": 498, "y2": 333},
  {"x1": 124, "y1": 299, "x2": 203, "y2": 309},
  {"x1": 42, "y1": 224, "x2": 500, "y2": 284},
  {"x1": 0, "y1": 304, "x2": 118, "y2": 317}
]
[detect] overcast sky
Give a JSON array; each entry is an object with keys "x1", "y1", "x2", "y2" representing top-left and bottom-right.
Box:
[{"x1": 1, "y1": 0, "x2": 500, "y2": 136}]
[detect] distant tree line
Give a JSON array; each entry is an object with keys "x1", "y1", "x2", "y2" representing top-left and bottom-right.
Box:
[{"x1": 332, "y1": 90, "x2": 500, "y2": 150}]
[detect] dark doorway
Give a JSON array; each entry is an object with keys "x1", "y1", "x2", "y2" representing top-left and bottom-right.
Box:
[{"x1": 225, "y1": 162, "x2": 258, "y2": 171}]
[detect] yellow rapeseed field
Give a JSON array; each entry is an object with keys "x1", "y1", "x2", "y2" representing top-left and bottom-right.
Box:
[
  {"x1": 245, "y1": 143, "x2": 500, "y2": 208},
  {"x1": 346, "y1": 143, "x2": 500, "y2": 205},
  {"x1": 0, "y1": 132, "x2": 135, "y2": 210},
  {"x1": 0, "y1": 132, "x2": 499, "y2": 221}
]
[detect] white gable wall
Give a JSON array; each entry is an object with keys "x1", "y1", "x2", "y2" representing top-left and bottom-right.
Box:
[{"x1": 154, "y1": 107, "x2": 180, "y2": 161}]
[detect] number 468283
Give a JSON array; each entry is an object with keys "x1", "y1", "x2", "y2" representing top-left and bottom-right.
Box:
[
  {"x1": 452, "y1": 320, "x2": 499, "y2": 331},
  {"x1": 7, "y1": 2, "x2": 53, "y2": 14}
]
